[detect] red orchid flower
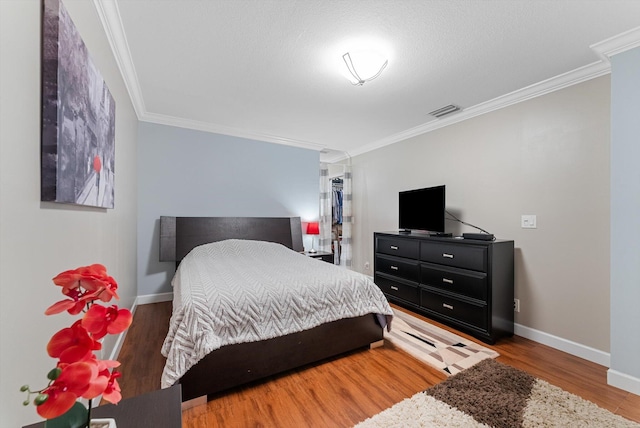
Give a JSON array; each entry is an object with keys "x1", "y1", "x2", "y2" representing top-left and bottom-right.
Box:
[
  {"x1": 46, "y1": 264, "x2": 120, "y2": 315},
  {"x1": 53, "y1": 264, "x2": 111, "y2": 293},
  {"x1": 36, "y1": 362, "x2": 94, "y2": 419},
  {"x1": 77, "y1": 357, "x2": 109, "y2": 400},
  {"x1": 89, "y1": 359, "x2": 123, "y2": 404},
  {"x1": 44, "y1": 294, "x2": 89, "y2": 316},
  {"x1": 47, "y1": 320, "x2": 101, "y2": 363},
  {"x1": 82, "y1": 304, "x2": 132, "y2": 340},
  {"x1": 93, "y1": 276, "x2": 119, "y2": 303},
  {"x1": 23, "y1": 264, "x2": 130, "y2": 423},
  {"x1": 102, "y1": 370, "x2": 122, "y2": 404},
  {"x1": 67, "y1": 355, "x2": 121, "y2": 400}
]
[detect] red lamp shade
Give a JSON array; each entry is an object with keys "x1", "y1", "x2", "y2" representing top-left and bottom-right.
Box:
[{"x1": 306, "y1": 222, "x2": 320, "y2": 235}]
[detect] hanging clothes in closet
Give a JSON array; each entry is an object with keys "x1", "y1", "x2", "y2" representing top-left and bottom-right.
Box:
[
  {"x1": 331, "y1": 178, "x2": 343, "y2": 262},
  {"x1": 332, "y1": 178, "x2": 343, "y2": 225}
]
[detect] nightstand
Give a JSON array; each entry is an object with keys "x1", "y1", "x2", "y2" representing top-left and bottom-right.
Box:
[{"x1": 305, "y1": 251, "x2": 334, "y2": 263}]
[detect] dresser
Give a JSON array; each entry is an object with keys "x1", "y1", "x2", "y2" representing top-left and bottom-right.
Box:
[{"x1": 374, "y1": 232, "x2": 514, "y2": 344}]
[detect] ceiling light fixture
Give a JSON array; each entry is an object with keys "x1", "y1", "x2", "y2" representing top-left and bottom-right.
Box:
[{"x1": 342, "y1": 52, "x2": 388, "y2": 86}]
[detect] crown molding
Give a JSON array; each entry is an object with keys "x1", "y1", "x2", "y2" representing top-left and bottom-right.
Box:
[
  {"x1": 321, "y1": 152, "x2": 354, "y2": 164},
  {"x1": 93, "y1": 0, "x2": 146, "y2": 118},
  {"x1": 95, "y1": 0, "x2": 324, "y2": 152},
  {"x1": 348, "y1": 26, "x2": 640, "y2": 160},
  {"x1": 591, "y1": 26, "x2": 640, "y2": 61},
  {"x1": 93, "y1": 3, "x2": 640, "y2": 162},
  {"x1": 348, "y1": 60, "x2": 611, "y2": 159}
]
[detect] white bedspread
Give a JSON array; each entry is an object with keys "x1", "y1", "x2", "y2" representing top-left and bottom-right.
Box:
[{"x1": 160, "y1": 239, "x2": 393, "y2": 388}]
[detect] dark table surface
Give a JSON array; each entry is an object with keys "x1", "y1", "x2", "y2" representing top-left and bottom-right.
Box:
[{"x1": 24, "y1": 385, "x2": 182, "y2": 428}]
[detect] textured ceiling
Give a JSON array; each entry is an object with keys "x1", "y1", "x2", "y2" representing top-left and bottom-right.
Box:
[{"x1": 97, "y1": 1, "x2": 640, "y2": 160}]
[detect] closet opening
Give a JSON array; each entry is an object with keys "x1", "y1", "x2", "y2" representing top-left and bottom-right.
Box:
[{"x1": 331, "y1": 177, "x2": 343, "y2": 263}]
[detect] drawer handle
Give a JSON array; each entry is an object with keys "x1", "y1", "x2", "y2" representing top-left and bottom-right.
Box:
[
  {"x1": 443, "y1": 303, "x2": 454, "y2": 310},
  {"x1": 390, "y1": 245, "x2": 398, "y2": 250},
  {"x1": 390, "y1": 286, "x2": 399, "y2": 291},
  {"x1": 390, "y1": 266, "x2": 399, "y2": 270},
  {"x1": 442, "y1": 278, "x2": 454, "y2": 284},
  {"x1": 443, "y1": 253, "x2": 454, "y2": 259}
]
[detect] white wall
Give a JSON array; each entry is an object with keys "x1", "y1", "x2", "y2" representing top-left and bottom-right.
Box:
[
  {"x1": 351, "y1": 77, "x2": 611, "y2": 353},
  {"x1": 0, "y1": 1, "x2": 138, "y2": 426},
  {"x1": 137, "y1": 122, "x2": 320, "y2": 296},
  {"x1": 609, "y1": 46, "x2": 640, "y2": 394}
]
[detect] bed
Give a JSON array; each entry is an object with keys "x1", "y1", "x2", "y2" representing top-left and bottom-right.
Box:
[{"x1": 158, "y1": 216, "x2": 393, "y2": 402}]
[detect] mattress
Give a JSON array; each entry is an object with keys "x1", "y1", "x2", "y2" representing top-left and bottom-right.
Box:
[{"x1": 160, "y1": 239, "x2": 393, "y2": 388}]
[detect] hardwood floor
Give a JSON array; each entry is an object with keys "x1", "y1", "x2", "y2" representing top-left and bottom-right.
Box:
[{"x1": 115, "y1": 302, "x2": 640, "y2": 427}]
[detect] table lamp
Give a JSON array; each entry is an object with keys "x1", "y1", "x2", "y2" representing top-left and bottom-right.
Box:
[{"x1": 306, "y1": 221, "x2": 320, "y2": 253}]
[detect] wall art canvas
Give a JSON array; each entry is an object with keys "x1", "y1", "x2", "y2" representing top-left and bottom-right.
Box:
[{"x1": 41, "y1": 0, "x2": 116, "y2": 208}]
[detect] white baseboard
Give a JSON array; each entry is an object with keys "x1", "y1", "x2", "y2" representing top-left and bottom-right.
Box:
[
  {"x1": 513, "y1": 323, "x2": 640, "y2": 395},
  {"x1": 607, "y1": 369, "x2": 640, "y2": 395},
  {"x1": 107, "y1": 325, "x2": 128, "y2": 362},
  {"x1": 514, "y1": 322, "x2": 611, "y2": 367},
  {"x1": 106, "y1": 299, "x2": 140, "y2": 362},
  {"x1": 136, "y1": 292, "x2": 174, "y2": 305}
]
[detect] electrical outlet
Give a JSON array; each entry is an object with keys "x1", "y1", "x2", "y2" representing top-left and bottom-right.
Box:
[
  {"x1": 514, "y1": 298, "x2": 520, "y2": 313},
  {"x1": 364, "y1": 261, "x2": 370, "y2": 270}
]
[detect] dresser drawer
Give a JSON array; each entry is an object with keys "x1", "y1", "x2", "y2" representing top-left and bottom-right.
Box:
[
  {"x1": 420, "y1": 242, "x2": 487, "y2": 271},
  {"x1": 420, "y1": 289, "x2": 488, "y2": 330},
  {"x1": 420, "y1": 263, "x2": 487, "y2": 301},
  {"x1": 375, "y1": 275, "x2": 419, "y2": 305},
  {"x1": 376, "y1": 255, "x2": 420, "y2": 282},
  {"x1": 376, "y1": 237, "x2": 419, "y2": 259}
]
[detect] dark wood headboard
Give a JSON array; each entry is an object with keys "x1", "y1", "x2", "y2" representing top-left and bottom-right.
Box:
[{"x1": 159, "y1": 216, "x2": 304, "y2": 262}]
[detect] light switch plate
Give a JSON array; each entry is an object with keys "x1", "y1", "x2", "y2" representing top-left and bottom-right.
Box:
[{"x1": 521, "y1": 215, "x2": 537, "y2": 229}]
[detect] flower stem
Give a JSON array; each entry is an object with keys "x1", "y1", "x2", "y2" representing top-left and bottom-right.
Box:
[{"x1": 87, "y1": 398, "x2": 92, "y2": 428}]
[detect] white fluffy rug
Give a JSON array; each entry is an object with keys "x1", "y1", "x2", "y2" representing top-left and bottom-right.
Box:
[{"x1": 355, "y1": 359, "x2": 640, "y2": 427}]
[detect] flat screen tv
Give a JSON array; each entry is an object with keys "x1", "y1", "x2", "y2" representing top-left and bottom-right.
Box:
[{"x1": 399, "y1": 185, "x2": 446, "y2": 234}]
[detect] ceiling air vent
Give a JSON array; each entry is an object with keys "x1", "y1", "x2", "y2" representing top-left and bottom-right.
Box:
[{"x1": 429, "y1": 104, "x2": 461, "y2": 118}]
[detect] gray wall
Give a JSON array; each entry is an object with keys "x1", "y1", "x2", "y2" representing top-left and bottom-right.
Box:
[
  {"x1": 0, "y1": 1, "x2": 139, "y2": 426},
  {"x1": 137, "y1": 122, "x2": 320, "y2": 296},
  {"x1": 610, "y1": 46, "x2": 640, "y2": 394},
  {"x1": 351, "y1": 77, "x2": 611, "y2": 354}
]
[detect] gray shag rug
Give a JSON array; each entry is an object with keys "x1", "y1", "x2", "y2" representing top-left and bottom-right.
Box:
[{"x1": 355, "y1": 358, "x2": 640, "y2": 427}]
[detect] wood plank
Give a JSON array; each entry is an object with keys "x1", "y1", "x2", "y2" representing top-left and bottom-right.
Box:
[{"x1": 115, "y1": 302, "x2": 640, "y2": 427}]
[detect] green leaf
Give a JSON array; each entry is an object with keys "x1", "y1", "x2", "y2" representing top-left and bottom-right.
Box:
[{"x1": 45, "y1": 402, "x2": 88, "y2": 428}]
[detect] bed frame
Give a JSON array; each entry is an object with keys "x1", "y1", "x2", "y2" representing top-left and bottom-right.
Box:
[{"x1": 159, "y1": 216, "x2": 385, "y2": 402}]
